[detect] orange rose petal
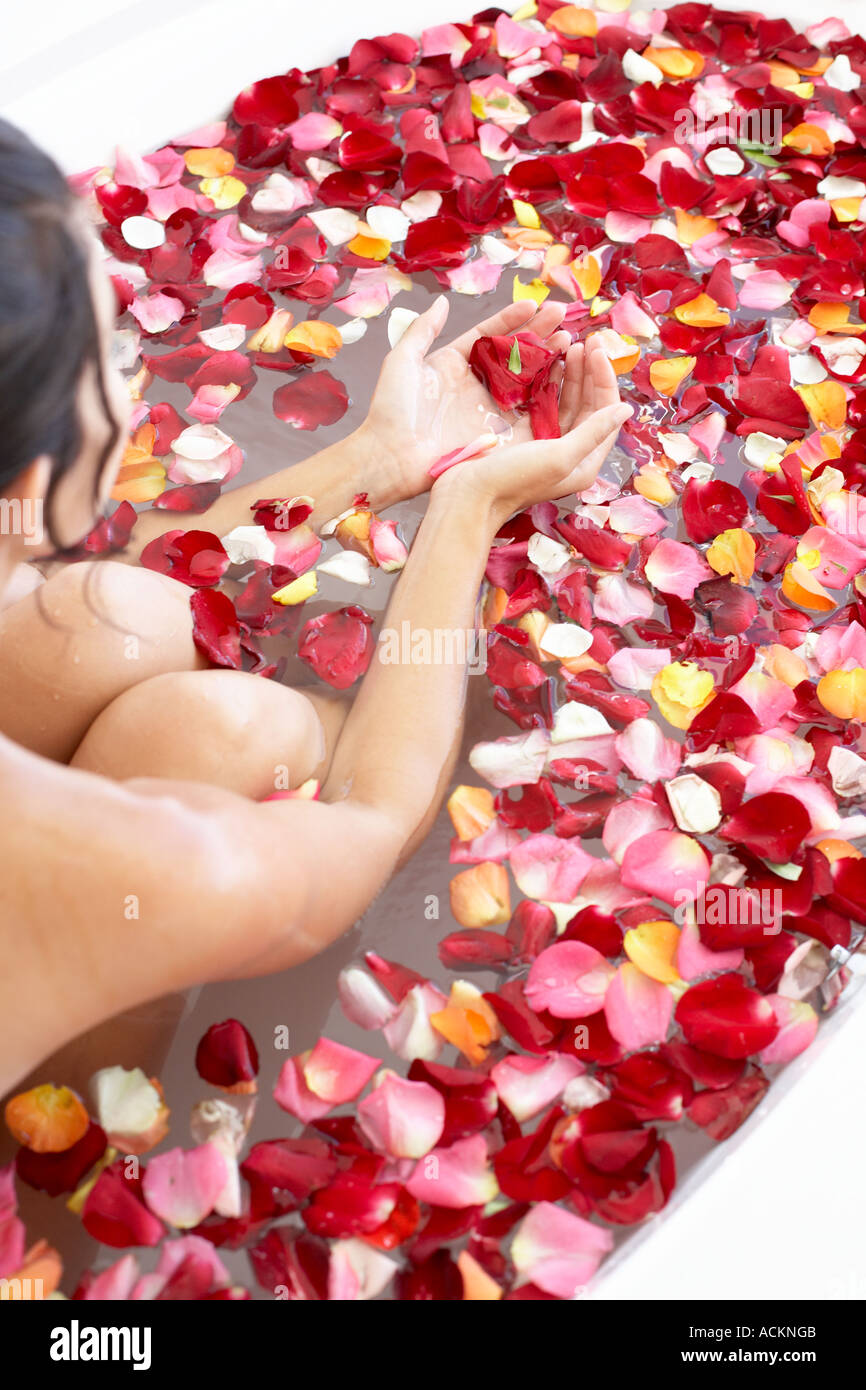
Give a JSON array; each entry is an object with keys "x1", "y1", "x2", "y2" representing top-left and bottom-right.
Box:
[
  {"x1": 674, "y1": 207, "x2": 718, "y2": 245},
  {"x1": 816, "y1": 668, "x2": 866, "y2": 719},
  {"x1": 767, "y1": 61, "x2": 804, "y2": 89},
  {"x1": 449, "y1": 861, "x2": 511, "y2": 927},
  {"x1": 458, "y1": 1249, "x2": 504, "y2": 1299},
  {"x1": 502, "y1": 226, "x2": 553, "y2": 251},
  {"x1": 795, "y1": 381, "x2": 847, "y2": 430},
  {"x1": 431, "y1": 983, "x2": 499, "y2": 1065},
  {"x1": 483, "y1": 585, "x2": 508, "y2": 627},
  {"x1": 429, "y1": 1004, "x2": 491, "y2": 1064},
  {"x1": 184, "y1": 146, "x2": 235, "y2": 177},
  {"x1": 760, "y1": 644, "x2": 810, "y2": 688},
  {"x1": 570, "y1": 253, "x2": 602, "y2": 300},
  {"x1": 111, "y1": 459, "x2": 167, "y2": 504},
  {"x1": 335, "y1": 509, "x2": 375, "y2": 561},
  {"x1": 635, "y1": 463, "x2": 677, "y2": 506},
  {"x1": 5, "y1": 1084, "x2": 89, "y2": 1154},
  {"x1": 610, "y1": 347, "x2": 641, "y2": 374},
  {"x1": 546, "y1": 4, "x2": 598, "y2": 37},
  {"x1": 283, "y1": 320, "x2": 343, "y2": 358},
  {"x1": 815, "y1": 838, "x2": 863, "y2": 863},
  {"x1": 673, "y1": 292, "x2": 730, "y2": 328},
  {"x1": 346, "y1": 230, "x2": 391, "y2": 261},
  {"x1": 781, "y1": 561, "x2": 837, "y2": 612},
  {"x1": 447, "y1": 785, "x2": 497, "y2": 841},
  {"x1": 642, "y1": 46, "x2": 704, "y2": 79},
  {"x1": 649, "y1": 355, "x2": 696, "y2": 395},
  {"x1": 2, "y1": 1239, "x2": 63, "y2": 1299},
  {"x1": 782, "y1": 123, "x2": 834, "y2": 157}
]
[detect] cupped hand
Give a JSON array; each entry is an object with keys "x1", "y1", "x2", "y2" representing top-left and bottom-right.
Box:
[
  {"x1": 431, "y1": 333, "x2": 632, "y2": 527},
  {"x1": 360, "y1": 295, "x2": 572, "y2": 501}
]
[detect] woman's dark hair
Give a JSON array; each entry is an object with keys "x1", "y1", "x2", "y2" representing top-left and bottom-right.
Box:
[{"x1": 0, "y1": 116, "x2": 122, "y2": 550}]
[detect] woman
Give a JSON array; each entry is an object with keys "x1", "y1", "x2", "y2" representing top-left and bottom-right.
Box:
[{"x1": 0, "y1": 118, "x2": 631, "y2": 1096}]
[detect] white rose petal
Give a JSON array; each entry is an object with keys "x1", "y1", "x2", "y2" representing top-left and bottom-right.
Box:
[
  {"x1": 539, "y1": 623, "x2": 594, "y2": 661},
  {"x1": 479, "y1": 234, "x2": 519, "y2": 265},
  {"x1": 681, "y1": 460, "x2": 715, "y2": 484},
  {"x1": 309, "y1": 207, "x2": 359, "y2": 245},
  {"x1": 744, "y1": 431, "x2": 788, "y2": 469},
  {"x1": 121, "y1": 215, "x2": 165, "y2": 250},
  {"x1": 317, "y1": 551, "x2": 373, "y2": 586},
  {"x1": 824, "y1": 54, "x2": 860, "y2": 92},
  {"x1": 469, "y1": 729, "x2": 549, "y2": 788},
  {"x1": 221, "y1": 525, "x2": 276, "y2": 566},
  {"x1": 400, "y1": 190, "x2": 442, "y2": 222},
  {"x1": 527, "y1": 532, "x2": 571, "y2": 573},
  {"x1": 705, "y1": 147, "x2": 745, "y2": 176},
  {"x1": 237, "y1": 220, "x2": 268, "y2": 245},
  {"x1": 198, "y1": 323, "x2": 247, "y2": 351},
  {"x1": 251, "y1": 172, "x2": 312, "y2": 213},
  {"x1": 338, "y1": 317, "x2": 368, "y2": 345},
  {"x1": 91, "y1": 1066, "x2": 162, "y2": 1136},
  {"x1": 666, "y1": 773, "x2": 723, "y2": 834},
  {"x1": 622, "y1": 47, "x2": 663, "y2": 85},
  {"x1": 563, "y1": 1074, "x2": 610, "y2": 1110},
  {"x1": 817, "y1": 174, "x2": 866, "y2": 200},
  {"x1": 658, "y1": 431, "x2": 698, "y2": 465},
  {"x1": 305, "y1": 156, "x2": 339, "y2": 183},
  {"x1": 366, "y1": 204, "x2": 409, "y2": 243},
  {"x1": 650, "y1": 216, "x2": 679, "y2": 241},
  {"x1": 110, "y1": 327, "x2": 141, "y2": 370},
  {"x1": 551, "y1": 702, "x2": 613, "y2": 744},
  {"x1": 173, "y1": 424, "x2": 234, "y2": 460},
  {"x1": 789, "y1": 352, "x2": 827, "y2": 384},
  {"x1": 387, "y1": 306, "x2": 419, "y2": 348},
  {"x1": 813, "y1": 335, "x2": 866, "y2": 378},
  {"x1": 828, "y1": 745, "x2": 866, "y2": 798}
]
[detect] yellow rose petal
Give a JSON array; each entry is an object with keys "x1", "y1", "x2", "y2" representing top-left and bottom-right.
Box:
[
  {"x1": 272, "y1": 572, "x2": 318, "y2": 605},
  {"x1": 649, "y1": 355, "x2": 696, "y2": 396},
  {"x1": 199, "y1": 175, "x2": 247, "y2": 209},
  {"x1": 706, "y1": 528, "x2": 756, "y2": 586},
  {"x1": 624, "y1": 920, "x2": 681, "y2": 985}
]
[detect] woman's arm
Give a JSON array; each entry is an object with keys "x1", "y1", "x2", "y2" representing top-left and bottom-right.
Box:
[
  {"x1": 117, "y1": 297, "x2": 571, "y2": 561},
  {"x1": 121, "y1": 421, "x2": 401, "y2": 561}
]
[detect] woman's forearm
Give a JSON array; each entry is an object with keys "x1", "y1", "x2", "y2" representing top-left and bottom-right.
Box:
[
  {"x1": 122, "y1": 423, "x2": 405, "y2": 561},
  {"x1": 322, "y1": 485, "x2": 497, "y2": 847}
]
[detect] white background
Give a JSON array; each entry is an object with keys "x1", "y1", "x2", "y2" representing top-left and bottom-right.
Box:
[{"x1": 2, "y1": 0, "x2": 866, "y2": 1300}]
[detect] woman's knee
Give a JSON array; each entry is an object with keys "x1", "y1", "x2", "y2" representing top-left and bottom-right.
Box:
[
  {"x1": 0, "y1": 559, "x2": 206, "y2": 762},
  {"x1": 70, "y1": 667, "x2": 329, "y2": 798}
]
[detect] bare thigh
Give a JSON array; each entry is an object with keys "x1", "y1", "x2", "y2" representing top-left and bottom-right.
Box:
[{"x1": 0, "y1": 559, "x2": 208, "y2": 763}]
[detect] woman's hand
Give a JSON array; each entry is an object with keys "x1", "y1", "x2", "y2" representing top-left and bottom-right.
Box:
[
  {"x1": 358, "y1": 295, "x2": 573, "y2": 502},
  {"x1": 431, "y1": 333, "x2": 632, "y2": 528}
]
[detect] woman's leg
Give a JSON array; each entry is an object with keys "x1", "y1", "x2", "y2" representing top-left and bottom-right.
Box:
[
  {"x1": 0, "y1": 559, "x2": 208, "y2": 763},
  {"x1": 70, "y1": 666, "x2": 349, "y2": 798}
]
